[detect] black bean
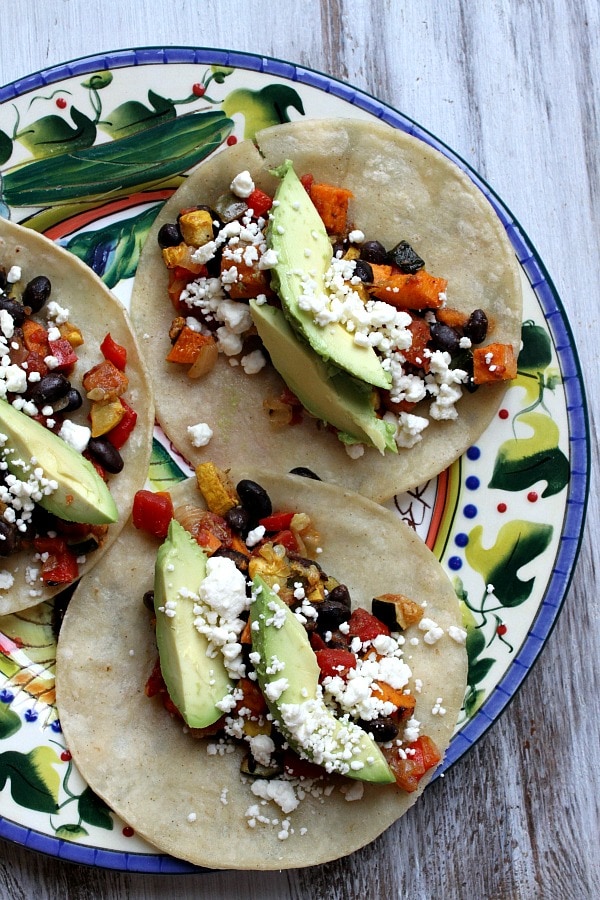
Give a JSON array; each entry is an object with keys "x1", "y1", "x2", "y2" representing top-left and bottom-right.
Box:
[
  {"x1": 32, "y1": 373, "x2": 71, "y2": 404},
  {"x1": 353, "y1": 258, "x2": 373, "y2": 284},
  {"x1": 463, "y1": 308, "x2": 488, "y2": 345},
  {"x1": 332, "y1": 238, "x2": 350, "y2": 258},
  {"x1": 0, "y1": 268, "x2": 7, "y2": 290},
  {"x1": 157, "y1": 222, "x2": 183, "y2": 249},
  {"x1": 225, "y1": 505, "x2": 250, "y2": 535},
  {"x1": 22, "y1": 276, "x2": 51, "y2": 313},
  {"x1": 67, "y1": 535, "x2": 100, "y2": 556},
  {"x1": 387, "y1": 240, "x2": 424, "y2": 273},
  {"x1": 86, "y1": 437, "x2": 124, "y2": 474},
  {"x1": 143, "y1": 590, "x2": 155, "y2": 611},
  {"x1": 55, "y1": 388, "x2": 83, "y2": 414},
  {"x1": 316, "y1": 598, "x2": 351, "y2": 632},
  {"x1": 0, "y1": 520, "x2": 20, "y2": 556},
  {"x1": 327, "y1": 584, "x2": 352, "y2": 609},
  {"x1": 358, "y1": 716, "x2": 399, "y2": 742},
  {"x1": 236, "y1": 480, "x2": 272, "y2": 521},
  {"x1": 0, "y1": 294, "x2": 26, "y2": 326},
  {"x1": 429, "y1": 322, "x2": 461, "y2": 353},
  {"x1": 212, "y1": 547, "x2": 249, "y2": 574},
  {"x1": 360, "y1": 240, "x2": 388, "y2": 265},
  {"x1": 289, "y1": 467, "x2": 321, "y2": 481}
]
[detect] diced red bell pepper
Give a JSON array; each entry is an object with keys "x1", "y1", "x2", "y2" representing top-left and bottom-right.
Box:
[
  {"x1": 347, "y1": 607, "x2": 390, "y2": 642},
  {"x1": 300, "y1": 173, "x2": 314, "y2": 193},
  {"x1": 246, "y1": 188, "x2": 273, "y2": 217},
  {"x1": 22, "y1": 320, "x2": 50, "y2": 357},
  {"x1": 314, "y1": 648, "x2": 357, "y2": 680},
  {"x1": 309, "y1": 632, "x2": 328, "y2": 652},
  {"x1": 33, "y1": 536, "x2": 79, "y2": 586},
  {"x1": 48, "y1": 338, "x2": 78, "y2": 372},
  {"x1": 258, "y1": 511, "x2": 295, "y2": 531},
  {"x1": 384, "y1": 735, "x2": 442, "y2": 793},
  {"x1": 132, "y1": 490, "x2": 173, "y2": 539},
  {"x1": 271, "y1": 529, "x2": 298, "y2": 552},
  {"x1": 106, "y1": 398, "x2": 137, "y2": 449},
  {"x1": 24, "y1": 350, "x2": 49, "y2": 380},
  {"x1": 100, "y1": 333, "x2": 128, "y2": 370}
]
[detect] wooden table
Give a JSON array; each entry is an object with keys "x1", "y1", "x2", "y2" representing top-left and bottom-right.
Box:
[{"x1": 0, "y1": 1, "x2": 597, "y2": 897}]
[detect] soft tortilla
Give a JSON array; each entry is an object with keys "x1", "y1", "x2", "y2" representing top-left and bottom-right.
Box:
[
  {"x1": 131, "y1": 118, "x2": 522, "y2": 503},
  {"x1": 0, "y1": 218, "x2": 154, "y2": 615},
  {"x1": 56, "y1": 471, "x2": 467, "y2": 870}
]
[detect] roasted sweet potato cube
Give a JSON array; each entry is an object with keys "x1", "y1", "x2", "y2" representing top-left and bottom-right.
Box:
[
  {"x1": 472, "y1": 342, "x2": 518, "y2": 384},
  {"x1": 309, "y1": 182, "x2": 354, "y2": 234},
  {"x1": 179, "y1": 209, "x2": 214, "y2": 247}
]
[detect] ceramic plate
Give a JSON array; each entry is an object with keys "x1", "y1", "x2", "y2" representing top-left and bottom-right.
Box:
[{"x1": 0, "y1": 49, "x2": 588, "y2": 872}]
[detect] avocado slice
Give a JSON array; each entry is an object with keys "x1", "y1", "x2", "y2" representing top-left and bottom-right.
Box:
[
  {"x1": 250, "y1": 575, "x2": 395, "y2": 784},
  {"x1": 250, "y1": 300, "x2": 397, "y2": 454},
  {"x1": 154, "y1": 519, "x2": 232, "y2": 729},
  {"x1": 267, "y1": 161, "x2": 391, "y2": 391},
  {"x1": 0, "y1": 399, "x2": 117, "y2": 524}
]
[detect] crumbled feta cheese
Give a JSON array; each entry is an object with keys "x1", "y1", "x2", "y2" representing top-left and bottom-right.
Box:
[
  {"x1": 58, "y1": 420, "x2": 90, "y2": 453},
  {"x1": 241, "y1": 349, "x2": 266, "y2": 375},
  {"x1": 251, "y1": 779, "x2": 299, "y2": 814},
  {"x1": 187, "y1": 422, "x2": 213, "y2": 447},
  {"x1": 344, "y1": 442, "x2": 365, "y2": 459},
  {"x1": 245, "y1": 525, "x2": 266, "y2": 548},
  {"x1": 230, "y1": 170, "x2": 255, "y2": 198},
  {"x1": 0, "y1": 571, "x2": 14, "y2": 590},
  {"x1": 418, "y1": 617, "x2": 445, "y2": 645},
  {"x1": 46, "y1": 301, "x2": 70, "y2": 324},
  {"x1": 6, "y1": 266, "x2": 21, "y2": 284},
  {"x1": 448, "y1": 625, "x2": 467, "y2": 644}
]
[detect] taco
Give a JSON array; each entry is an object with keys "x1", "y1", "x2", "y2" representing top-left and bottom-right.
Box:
[
  {"x1": 131, "y1": 118, "x2": 522, "y2": 502},
  {"x1": 56, "y1": 469, "x2": 467, "y2": 869},
  {"x1": 0, "y1": 218, "x2": 153, "y2": 615}
]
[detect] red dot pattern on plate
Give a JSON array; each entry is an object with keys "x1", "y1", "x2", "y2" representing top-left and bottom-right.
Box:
[
  {"x1": 192, "y1": 83, "x2": 205, "y2": 96},
  {"x1": 527, "y1": 491, "x2": 539, "y2": 502},
  {"x1": 226, "y1": 135, "x2": 238, "y2": 146},
  {"x1": 60, "y1": 750, "x2": 71, "y2": 762},
  {"x1": 122, "y1": 826, "x2": 135, "y2": 837},
  {"x1": 497, "y1": 502, "x2": 507, "y2": 513},
  {"x1": 497, "y1": 624, "x2": 508, "y2": 636},
  {"x1": 498, "y1": 408, "x2": 509, "y2": 419},
  {"x1": 56, "y1": 97, "x2": 67, "y2": 109}
]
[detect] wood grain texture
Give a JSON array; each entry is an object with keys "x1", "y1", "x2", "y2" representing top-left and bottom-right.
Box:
[{"x1": 0, "y1": 1, "x2": 598, "y2": 897}]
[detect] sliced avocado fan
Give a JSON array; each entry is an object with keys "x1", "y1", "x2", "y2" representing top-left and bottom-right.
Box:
[
  {"x1": 250, "y1": 300, "x2": 397, "y2": 454},
  {"x1": 267, "y1": 160, "x2": 391, "y2": 391}
]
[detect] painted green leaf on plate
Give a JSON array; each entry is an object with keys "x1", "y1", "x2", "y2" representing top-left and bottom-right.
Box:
[
  {"x1": 65, "y1": 204, "x2": 161, "y2": 288},
  {"x1": 518, "y1": 320, "x2": 553, "y2": 374},
  {"x1": 489, "y1": 411, "x2": 569, "y2": 497},
  {"x1": 55, "y1": 823, "x2": 89, "y2": 839},
  {"x1": 99, "y1": 90, "x2": 176, "y2": 139},
  {"x1": 2, "y1": 110, "x2": 233, "y2": 206},
  {"x1": 15, "y1": 107, "x2": 97, "y2": 158},
  {"x1": 0, "y1": 746, "x2": 60, "y2": 813},
  {"x1": 149, "y1": 438, "x2": 187, "y2": 489},
  {"x1": 0, "y1": 129, "x2": 13, "y2": 166},
  {"x1": 78, "y1": 786, "x2": 114, "y2": 830},
  {"x1": 223, "y1": 85, "x2": 305, "y2": 138},
  {"x1": 465, "y1": 520, "x2": 553, "y2": 609},
  {"x1": 0, "y1": 703, "x2": 21, "y2": 740}
]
